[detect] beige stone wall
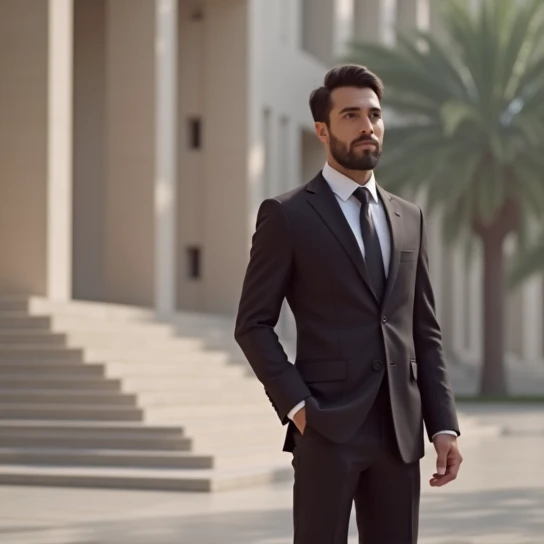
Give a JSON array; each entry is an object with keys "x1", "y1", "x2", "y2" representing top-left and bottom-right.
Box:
[{"x1": 0, "y1": 1, "x2": 49, "y2": 295}]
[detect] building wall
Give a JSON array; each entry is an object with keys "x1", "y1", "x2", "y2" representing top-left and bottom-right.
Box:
[
  {"x1": 0, "y1": 1, "x2": 49, "y2": 296},
  {"x1": 176, "y1": 1, "x2": 206, "y2": 312},
  {"x1": 1, "y1": 0, "x2": 543, "y2": 363},
  {"x1": 199, "y1": 0, "x2": 250, "y2": 315}
]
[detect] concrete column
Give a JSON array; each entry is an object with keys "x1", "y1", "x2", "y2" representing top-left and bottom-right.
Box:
[
  {"x1": 262, "y1": 109, "x2": 281, "y2": 198},
  {"x1": 426, "y1": 212, "x2": 445, "y2": 328},
  {"x1": 429, "y1": 0, "x2": 444, "y2": 37},
  {"x1": 288, "y1": 0, "x2": 303, "y2": 50},
  {"x1": 505, "y1": 235, "x2": 523, "y2": 358},
  {"x1": 467, "y1": 247, "x2": 483, "y2": 361},
  {"x1": 104, "y1": 0, "x2": 156, "y2": 307},
  {"x1": 506, "y1": 288, "x2": 524, "y2": 358},
  {"x1": 397, "y1": 0, "x2": 430, "y2": 33},
  {"x1": 0, "y1": 1, "x2": 72, "y2": 300},
  {"x1": 302, "y1": 0, "x2": 354, "y2": 65},
  {"x1": 450, "y1": 246, "x2": 467, "y2": 357},
  {"x1": 154, "y1": 0, "x2": 178, "y2": 315},
  {"x1": 353, "y1": 0, "x2": 396, "y2": 45},
  {"x1": 302, "y1": 130, "x2": 326, "y2": 182},
  {"x1": 440, "y1": 247, "x2": 454, "y2": 352},
  {"x1": 520, "y1": 277, "x2": 544, "y2": 362},
  {"x1": 276, "y1": 115, "x2": 300, "y2": 343},
  {"x1": 47, "y1": 0, "x2": 74, "y2": 301}
]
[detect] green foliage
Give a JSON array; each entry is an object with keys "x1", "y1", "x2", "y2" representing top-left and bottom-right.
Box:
[{"x1": 346, "y1": 0, "x2": 544, "y2": 248}]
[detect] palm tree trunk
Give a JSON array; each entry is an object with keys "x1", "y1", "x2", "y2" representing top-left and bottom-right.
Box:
[{"x1": 480, "y1": 230, "x2": 507, "y2": 395}]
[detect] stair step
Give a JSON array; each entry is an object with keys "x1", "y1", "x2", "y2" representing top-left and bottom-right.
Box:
[
  {"x1": 135, "y1": 388, "x2": 264, "y2": 406},
  {"x1": 64, "y1": 331, "x2": 203, "y2": 351},
  {"x1": 0, "y1": 432, "x2": 191, "y2": 451},
  {"x1": 0, "y1": 463, "x2": 292, "y2": 492},
  {"x1": 0, "y1": 404, "x2": 143, "y2": 421},
  {"x1": 0, "y1": 445, "x2": 287, "y2": 470},
  {"x1": 50, "y1": 316, "x2": 175, "y2": 336},
  {"x1": 104, "y1": 361, "x2": 247, "y2": 379},
  {"x1": 120, "y1": 375, "x2": 256, "y2": 390},
  {"x1": 0, "y1": 376, "x2": 122, "y2": 391},
  {"x1": 144, "y1": 402, "x2": 274, "y2": 421},
  {"x1": 192, "y1": 428, "x2": 286, "y2": 451},
  {"x1": 85, "y1": 349, "x2": 230, "y2": 365},
  {"x1": 0, "y1": 346, "x2": 83, "y2": 362},
  {"x1": 0, "y1": 447, "x2": 213, "y2": 469},
  {"x1": 0, "y1": 315, "x2": 51, "y2": 330},
  {"x1": 0, "y1": 389, "x2": 137, "y2": 405},
  {"x1": 180, "y1": 411, "x2": 279, "y2": 429},
  {"x1": 0, "y1": 420, "x2": 187, "y2": 437},
  {"x1": 0, "y1": 297, "x2": 30, "y2": 312},
  {"x1": 0, "y1": 331, "x2": 66, "y2": 345},
  {"x1": 0, "y1": 362, "x2": 106, "y2": 377}
]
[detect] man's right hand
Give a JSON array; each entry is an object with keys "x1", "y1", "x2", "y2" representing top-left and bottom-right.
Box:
[{"x1": 293, "y1": 407, "x2": 307, "y2": 435}]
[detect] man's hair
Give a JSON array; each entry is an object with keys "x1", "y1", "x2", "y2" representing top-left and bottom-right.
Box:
[{"x1": 309, "y1": 64, "x2": 384, "y2": 125}]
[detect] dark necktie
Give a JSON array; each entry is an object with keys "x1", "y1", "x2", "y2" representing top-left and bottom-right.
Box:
[{"x1": 353, "y1": 187, "x2": 386, "y2": 301}]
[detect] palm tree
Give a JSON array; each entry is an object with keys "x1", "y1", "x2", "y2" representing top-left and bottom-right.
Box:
[{"x1": 346, "y1": 0, "x2": 544, "y2": 395}]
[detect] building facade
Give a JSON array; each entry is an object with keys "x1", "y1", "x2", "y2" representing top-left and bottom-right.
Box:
[{"x1": 1, "y1": 0, "x2": 543, "y2": 364}]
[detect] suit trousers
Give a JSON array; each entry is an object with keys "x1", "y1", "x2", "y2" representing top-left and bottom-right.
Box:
[{"x1": 292, "y1": 378, "x2": 420, "y2": 544}]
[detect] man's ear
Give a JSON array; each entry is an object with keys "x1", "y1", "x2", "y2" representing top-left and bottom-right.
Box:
[{"x1": 315, "y1": 122, "x2": 329, "y2": 145}]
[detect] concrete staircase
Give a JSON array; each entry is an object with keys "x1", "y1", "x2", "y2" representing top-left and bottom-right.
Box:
[
  {"x1": 0, "y1": 296, "x2": 288, "y2": 492},
  {"x1": 0, "y1": 296, "x2": 501, "y2": 493}
]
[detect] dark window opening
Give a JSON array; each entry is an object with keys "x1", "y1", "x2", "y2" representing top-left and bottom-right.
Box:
[
  {"x1": 188, "y1": 117, "x2": 202, "y2": 149},
  {"x1": 187, "y1": 246, "x2": 201, "y2": 279}
]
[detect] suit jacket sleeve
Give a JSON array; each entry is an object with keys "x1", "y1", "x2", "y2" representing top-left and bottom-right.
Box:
[
  {"x1": 234, "y1": 198, "x2": 311, "y2": 424},
  {"x1": 414, "y1": 208, "x2": 460, "y2": 440}
]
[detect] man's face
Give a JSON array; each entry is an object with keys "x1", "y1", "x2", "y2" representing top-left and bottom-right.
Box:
[{"x1": 317, "y1": 86, "x2": 384, "y2": 171}]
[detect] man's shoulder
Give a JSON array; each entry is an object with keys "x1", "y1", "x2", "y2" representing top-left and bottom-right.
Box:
[
  {"x1": 380, "y1": 187, "x2": 422, "y2": 218},
  {"x1": 269, "y1": 182, "x2": 311, "y2": 207}
]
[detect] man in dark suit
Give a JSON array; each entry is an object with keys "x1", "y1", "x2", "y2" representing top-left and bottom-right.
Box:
[{"x1": 234, "y1": 64, "x2": 463, "y2": 544}]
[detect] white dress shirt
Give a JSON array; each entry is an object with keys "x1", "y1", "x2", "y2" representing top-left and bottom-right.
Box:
[{"x1": 287, "y1": 163, "x2": 456, "y2": 440}]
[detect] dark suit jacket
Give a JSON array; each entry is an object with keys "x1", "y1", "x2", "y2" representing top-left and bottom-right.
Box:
[{"x1": 234, "y1": 172, "x2": 460, "y2": 463}]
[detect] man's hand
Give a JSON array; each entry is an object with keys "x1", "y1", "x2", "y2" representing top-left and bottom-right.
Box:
[
  {"x1": 430, "y1": 434, "x2": 463, "y2": 487},
  {"x1": 293, "y1": 407, "x2": 307, "y2": 435}
]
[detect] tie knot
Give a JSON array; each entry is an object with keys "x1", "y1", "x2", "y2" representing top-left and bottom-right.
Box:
[{"x1": 353, "y1": 186, "x2": 372, "y2": 206}]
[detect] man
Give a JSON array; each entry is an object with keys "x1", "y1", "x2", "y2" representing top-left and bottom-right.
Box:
[{"x1": 234, "y1": 64, "x2": 463, "y2": 544}]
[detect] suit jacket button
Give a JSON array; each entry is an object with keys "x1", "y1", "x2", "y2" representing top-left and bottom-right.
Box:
[
  {"x1": 382, "y1": 316, "x2": 387, "y2": 323},
  {"x1": 373, "y1": 360, "x2": 383, "y2": 371}
]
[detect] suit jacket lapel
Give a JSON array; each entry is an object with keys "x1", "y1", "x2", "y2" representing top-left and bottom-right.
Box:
[
  {"x1": 378, "y1": 185, "x2": 402, "y2": 310},
  {"x1": 306, "y1": 174, "x2": 380, "y2": 304}
]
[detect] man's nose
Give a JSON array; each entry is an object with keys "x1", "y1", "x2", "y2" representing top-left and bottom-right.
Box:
[{"x1": 359, "y1": 117, "x2": 374, "y2": 134}]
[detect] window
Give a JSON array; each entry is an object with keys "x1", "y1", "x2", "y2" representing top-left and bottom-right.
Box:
[
  {"x1": 187, "y1": 246, "x2": 201, "y2": 279},
  {"x1": 188, "y1": 117, "x2": 202, "y2": 149}
]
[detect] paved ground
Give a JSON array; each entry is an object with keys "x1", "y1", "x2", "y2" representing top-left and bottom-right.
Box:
[{"x1": 1, "y1": 404, "x2": 543, "y2": 544}]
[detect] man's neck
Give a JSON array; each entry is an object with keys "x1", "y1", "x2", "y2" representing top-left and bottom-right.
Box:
[{"x1": 327, "y1": 159, "x2": 372, "y2": 186}]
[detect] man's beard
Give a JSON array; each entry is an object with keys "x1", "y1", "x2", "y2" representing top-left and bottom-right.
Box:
[{"x1": 329, "y1": 131, "x2": 381, "y2": 171}]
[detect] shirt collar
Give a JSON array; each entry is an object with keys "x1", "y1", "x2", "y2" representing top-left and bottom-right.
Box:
[{"x1": 322, "y1": 162, "x2": 379, "y2": 203}]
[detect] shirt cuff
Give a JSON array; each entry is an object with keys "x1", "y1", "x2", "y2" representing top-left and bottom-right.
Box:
[
  {"x1": 432, "y1": 430, "x2": 458, "y2": 439},
  {"x1": 287, "y1": 400, "x2": 306, "y2": 420}
]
